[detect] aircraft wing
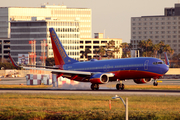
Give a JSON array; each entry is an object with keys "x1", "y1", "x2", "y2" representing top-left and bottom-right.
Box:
[
  {"x1": 9, "y1": 54, "x2": 114, "y2": 78},
  {"x1": 23, "y1": 66, "x2": 92, "y2": 76},
  {"x1": 23, "y1": 67, "x2": 114, "y2": 77}
]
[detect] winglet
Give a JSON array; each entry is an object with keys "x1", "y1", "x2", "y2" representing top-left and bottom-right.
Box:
[
  {"x1": 9, "y1": 54, "x2": 19, "y2": 68},
  {"x1": 164, "y1": 52, "x2": 169, "y2": 67}
]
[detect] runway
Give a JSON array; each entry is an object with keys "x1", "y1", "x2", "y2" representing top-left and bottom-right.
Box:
[
  {"x1": 0, "y1": 77, "x2": 180, "y2": 96},
  {"x1": 0, "y1": 88, "x2": 179, "y2": 96}
]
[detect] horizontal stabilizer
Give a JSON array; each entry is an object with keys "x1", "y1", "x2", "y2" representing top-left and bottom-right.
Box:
[{"x1": 9, "y1": 54, "x2": 19, "y2": 68}]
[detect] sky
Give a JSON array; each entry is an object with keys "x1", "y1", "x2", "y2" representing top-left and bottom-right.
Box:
[{"x1": 1, "y1": 0, "x2": 178, "y2": 42}]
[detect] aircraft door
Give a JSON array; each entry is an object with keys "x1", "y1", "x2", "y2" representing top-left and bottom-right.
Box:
[{"x1": 144, "y1": 60, "x2": 149, "y2": 70}]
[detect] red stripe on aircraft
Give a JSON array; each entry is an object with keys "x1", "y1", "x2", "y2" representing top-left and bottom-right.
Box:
[{"x1": 111, "y1": 70, "x2": 163, "y2": 80}]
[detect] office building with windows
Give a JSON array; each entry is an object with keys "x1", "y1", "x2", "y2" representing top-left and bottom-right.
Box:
[
  {"x1": 131, "y1": 3, "x2": 180, "y2": 56},
  {"x1": 0, "y1": 4, "x2": 91, "y2": 38},
  {"x1": 10, "y1": 19, "x2": 80, "y2": 64},
  {"x1": 80, "y1": 33, "x2": 122, "y2": 61}
]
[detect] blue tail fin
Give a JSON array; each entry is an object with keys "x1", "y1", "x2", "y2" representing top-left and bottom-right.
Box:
[{"x1": 49, "y1": 28, "x2": 78, "y2": 65}]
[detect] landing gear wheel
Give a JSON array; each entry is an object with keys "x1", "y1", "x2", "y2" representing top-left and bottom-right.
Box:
[
  {"x1": 121, "y1": 84, "x2": 125, "y2": 90},
  {"x1": 91, "y1": 84, "x2": 99, "y2": 90},
  {"x1": 153, "y1": 81, "x2": 158, "y2": 86},
  {"x1": 116, "y1": 83, "x2": 125, "y2": 90},
  {"x1": 116, "y1": 84, "x2": 121, "y2": 90}
]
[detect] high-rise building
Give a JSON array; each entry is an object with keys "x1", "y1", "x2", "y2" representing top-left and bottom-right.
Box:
[
  {"x1": 0, "y1": 4, "x2": 91, "y2": 63},
  {"x1": 131, "y1": 3, "x2": 180, "y2": 56},
  {"x1": 10, "y1": 19, "x2": 80, "y2": 64},
  {"x1": 0, "y1": 4, "x2": 91, "y2": 38}
]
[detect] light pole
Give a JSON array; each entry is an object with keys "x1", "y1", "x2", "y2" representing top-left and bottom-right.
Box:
[{"x1": 112, "y1": 95, "x2": 128, "y2": 120}]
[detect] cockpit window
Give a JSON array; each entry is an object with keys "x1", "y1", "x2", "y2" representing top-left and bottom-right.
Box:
[
  {"x1": 153, "y1": 62, "x2": 157, "y2": 65},
  {"x1": 153, "y1": 62, "x2": 163, "y2": 65}
]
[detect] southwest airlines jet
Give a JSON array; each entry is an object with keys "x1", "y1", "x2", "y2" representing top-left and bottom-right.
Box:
[{"x1": 9, "y1": 28, "x2": 169, "y2": 90}]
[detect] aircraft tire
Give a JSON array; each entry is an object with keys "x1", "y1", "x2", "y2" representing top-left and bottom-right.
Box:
[
  {"x1": 116, "y1": 83, "x2": 124, "y2": 90},
  {"x1": 116, "y1": 84, "x2": 121, "y2": 90},
  {"x1": 121, "y1": 84, "x2": 125, "y2": 90},
  {"x1": 95, "y1": 84, "x2": 99, "y2": 90},
  {"x1": 153, "y1": 82, "x2": 158, "y2": 86},
  {"x1": 116, "y1": 84, "x2": 120, "y2": 90},
  {"x1": 91, "y1": 84, "x2": 99, "y2": 90},
  {"x1": 91, "y1": 84, "x2": 95, "y2": 90}
]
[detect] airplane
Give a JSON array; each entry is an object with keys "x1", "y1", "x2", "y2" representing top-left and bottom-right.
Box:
[{"x1": 9, "y1": 28, "x2": 169, "y2": 90}]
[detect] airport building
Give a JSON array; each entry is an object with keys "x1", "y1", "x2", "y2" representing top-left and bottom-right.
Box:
[
  {"x1": 131, "y1": 3, "x2": 180, "y2": 56},
  {"x1": 0, "y1": 4, "x2": 91, "y2": 38},
  {"x1": 80, "y1": 33, "x2": 122, "y2": 61},
  {"x1": 10, "y1": 19, "x2": 80, "y2": 64}
]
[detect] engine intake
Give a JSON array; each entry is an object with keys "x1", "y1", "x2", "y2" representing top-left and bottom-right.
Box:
[
  {"x1": 89, "y1": 73, "x2": 109, "y2": 84},
  {"x1": 133, "y1": 78, "x2": 151, "y2": 84}
]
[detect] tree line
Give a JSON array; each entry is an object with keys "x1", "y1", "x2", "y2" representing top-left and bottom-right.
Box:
[
  {"x1": 2, "y1": 39, "x2": 180, "y2": 68},
  {"x1": 137, "y1": 39, "x2": 174, "y2": 58}
]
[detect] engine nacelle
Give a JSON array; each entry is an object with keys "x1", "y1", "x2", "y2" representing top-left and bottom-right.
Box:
[
  {"x1": 89, "y1": 73, "x2": 109, "y2": 84},
  {"x1": 133, "y1": 78, "x2": 151, "y2": 84}
]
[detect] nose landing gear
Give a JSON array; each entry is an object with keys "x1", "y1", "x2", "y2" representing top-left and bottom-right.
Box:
[
  {"x1": 153, "y1": 79, "x2": 158, "y2": 86},
  {"x1": 153, "y1": 81, "x2": 158, "y2": 86}
]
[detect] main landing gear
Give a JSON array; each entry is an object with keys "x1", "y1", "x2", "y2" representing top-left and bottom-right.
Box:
[
  {"x1": 116, "y1": 81, "x2": 124, "y2": 90},
  {"x1": 91, "y1": 83, "x2": 125, "y2": 90},
  {"x1": 91, "y1": 83, "x2": 99, "y2": 90},
  {"x1": 116, "y1": 83, "x2": 125, "y2": 90}
]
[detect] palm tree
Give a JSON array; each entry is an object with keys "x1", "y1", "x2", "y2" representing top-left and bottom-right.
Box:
[
  {"x1": 152, "y1": 44, "x2": 160, "y2": 58},
  {"x1": 81, "y1": 51, "x2": 85, "y2": 61},
  {"x1": 84, "y1": 48, "x2": 91, "y2": 61},
  {"x1": 144, "y1": 39, "x2": 152, "y2": 57},
  {"x1": 121, "y1": 42, "x2": 129, "y2": 58},
  {"x1": 157, "y1": 41, "x2": 165, "y2": 59},
  {"x1": 163, "y1": 44, "x2": 171, "y2": 54},
  {"x1": 113, "y1": 47, "x2": 120, "y2": 59},
  {"x1": 98, "y1": 46, "x2": 105, "y2": 60},
  {"x1": 138, "y1": 39, "x2": 152, "y2": 57},
  {"x1": 93, "y1": 48, "x2": 99, "y2": 59},
  {"x1": 106, "y1": 40, "x2": 115, "y2": 59},
  {"x1": 138, "y1": 40, "x2": 146, "y2": 57}
]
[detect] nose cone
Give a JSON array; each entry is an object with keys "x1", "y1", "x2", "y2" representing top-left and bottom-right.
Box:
[{"x1": 162, "y1": 65, "x2": 169, "y2": 74}]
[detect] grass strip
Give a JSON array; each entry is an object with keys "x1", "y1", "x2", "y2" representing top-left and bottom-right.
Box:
[{"x1": 0, "y1": 93, "x2": 179, "y2": 120}]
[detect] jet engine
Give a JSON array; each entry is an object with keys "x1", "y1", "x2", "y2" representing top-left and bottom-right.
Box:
[
  {"x1": 89, "y1": 73, "x2": 109, "y2": 84},
  {"x1": 133, "y1": 78, "x2": 152, "y2": 84}
]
